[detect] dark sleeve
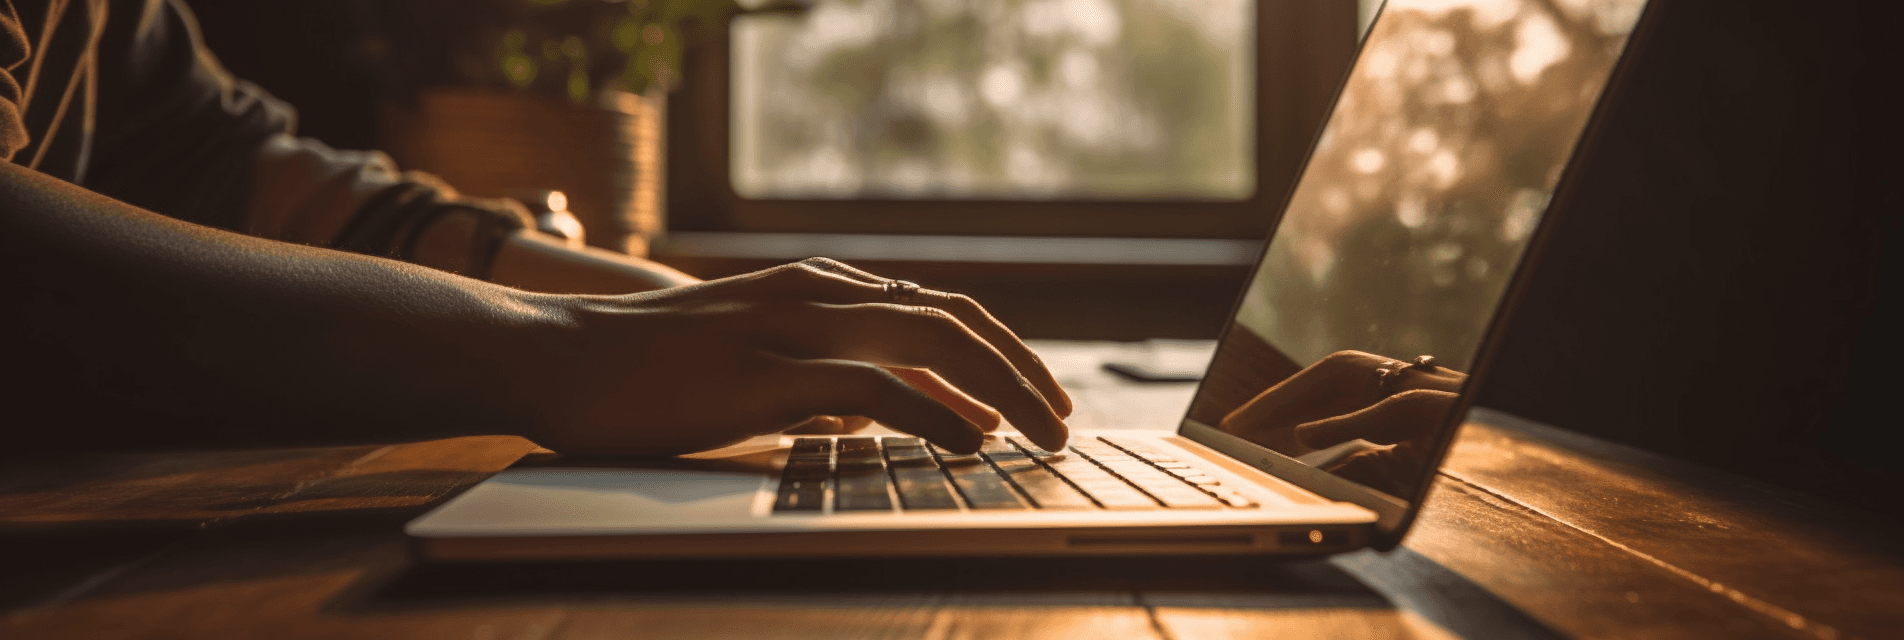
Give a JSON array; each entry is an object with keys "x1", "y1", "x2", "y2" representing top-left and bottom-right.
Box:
[
  {"x1": 0, "y1": 1, "x2": 29, "y2": 160},
  {"x1": 83, "y1": 0, "x2": 528, "y2": 278}
]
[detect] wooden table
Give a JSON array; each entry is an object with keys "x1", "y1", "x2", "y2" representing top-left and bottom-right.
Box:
[{"x1": 4, "y1": 341, "x2": 1899, "y2": 639}]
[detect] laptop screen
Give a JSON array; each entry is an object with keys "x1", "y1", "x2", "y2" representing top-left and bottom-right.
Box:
[{"x1": 1182, "y1": 0, "x2": 1647, "y2": 503}]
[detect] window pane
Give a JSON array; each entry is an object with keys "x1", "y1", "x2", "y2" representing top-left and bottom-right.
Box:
[{"x1": 732, "y1": 0, "x2": 1253, "y2": 200}]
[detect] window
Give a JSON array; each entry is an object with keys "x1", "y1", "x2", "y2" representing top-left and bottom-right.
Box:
[
  {"x1": 732, "y1": 0, "x2": 1253, "y2": 201},
  {"x1": 666, "y1": 0, "x2": 1359, "y2": 240}
]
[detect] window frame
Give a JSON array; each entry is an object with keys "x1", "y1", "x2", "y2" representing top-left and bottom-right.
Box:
[{"x1": 664, "y1": 0, "x2": 1359, "y2": 241}]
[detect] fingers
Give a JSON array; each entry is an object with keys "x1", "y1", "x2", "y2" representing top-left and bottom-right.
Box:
[
  {"x1": 839, "y1": 415, "x2": 875, "y2": 433},
  {"x1": 763, "y1": 302, "x2": 1070, "y2": 451},
  {"x1": 798, "y1": 415, "x2": 873, "y2": 434},
  {"x1": 782, "y1": 372, "x2": 994, "y2": 436},
  {"x1": 777, "y1": 258, "x2": 1074, "y2": 417},
  {"x1": 923, "y1": 290, "x2": 1073, "y2": 417},
  {"x1": 887, "y1": 366, "x2": 1003, "y2": 432},
  {"x1": 789, "y1": 256, "x2": 888, "y2": 284},
  {"x1": 1293, "y1": 389, "x2": 1459, "y2": 449},
  {"x1": 785, "y1": 415, "x2": 853, "y2": 434},
  {"x1": 773, "y1": 358, "x2": 986, "y2": 453}
]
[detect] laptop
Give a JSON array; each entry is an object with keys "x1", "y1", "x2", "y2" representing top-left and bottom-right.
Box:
[{"x1": 407, "y1": 0, "x2": 1657, "y2": 561}]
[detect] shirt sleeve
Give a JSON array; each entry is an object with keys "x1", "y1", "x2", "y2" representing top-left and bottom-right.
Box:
[
  {"x1": 83, "y1": 0, "x2": 529, "y2": 279},
  {"x1": 0, "y1": 1, "x2": 30, "y2": 161}
]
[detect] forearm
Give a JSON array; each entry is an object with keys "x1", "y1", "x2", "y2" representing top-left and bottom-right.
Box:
[
  {"x1": 244, "y1": 134, "x2": 696, "y2": 295},
  {"x1": 486, "y1": 230, "x2": 699, "y2": 294},
  {"x1": 1, "y1": 163, "x2": 570, "y2": 450}
]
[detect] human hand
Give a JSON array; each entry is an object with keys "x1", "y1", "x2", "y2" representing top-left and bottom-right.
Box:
[
  {"x1": 783, "y1": 367, "x2": 1004, "y2": 435},
  {"x1": 1291, "y1": 388, "x2": 1458, "y2": 451},
  {"x1": 1217, "y1": 350, "x2": 1463, "y2": 456},
  {"x1": 520, "y1": 258, "x2": 1069, "y2": 456}
]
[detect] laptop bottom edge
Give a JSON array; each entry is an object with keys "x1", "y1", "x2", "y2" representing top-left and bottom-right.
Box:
[{"x1": 414, "y1": 522, "x2": 1373, "y2": 562}]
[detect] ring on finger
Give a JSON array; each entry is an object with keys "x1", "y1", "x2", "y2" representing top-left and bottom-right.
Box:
[
  {"x1": 884, "y1": 279, "x2": 923, "y2": 305},
  {"x1": 1375, "y1": 355, "x2": 1438, "y2": 394}
]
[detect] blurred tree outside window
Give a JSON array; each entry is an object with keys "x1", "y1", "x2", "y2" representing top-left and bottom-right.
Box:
[{"x1": 730, "y1": 0, "x2": 1254, "y2": 200}]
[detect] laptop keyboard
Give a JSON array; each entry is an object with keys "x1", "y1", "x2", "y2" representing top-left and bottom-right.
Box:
[{"x1": 773, "y1": 435, "x2": 1259, "y2": 514}]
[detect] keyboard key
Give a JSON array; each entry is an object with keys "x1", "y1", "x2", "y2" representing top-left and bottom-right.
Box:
[
  {"x1": 836, "y1": 437, "x2": 881, "y2": 462},
  {"x1": 1077, "y1": 448, "x2": 1223, "y2": 510},
  {"x1": 1041, "y1": 455, "x2": 1158, "y2": 509},
  {"x1": 789, "y1": 437, "x2": 832, "y2": 459},
  {"x1": 773, "y1": 477, "x2": 827, "y2": 512},
  {"x1": 1145, "y1": 487, "x2": 1224, "y2": 509},
  {"x1": 890, "y1": 467, "x2": 962, "y2": 510},
  {"x1": 982, "y1": 440, "x2": 1094, "y2": 510},
  {"x1": 774, "y1": 440, "x2": 833, "y2": 513},
  {"x1": 834, "y1": 437, "x2": 893, "y2": 511},
  {"x1": 884, "y1": 437, "x2": 961, "y2": 510},
  {"x1": 1003, "y1": 466, "x2": 1096, "y2": 509},
  {"x1": 1179, "y1": 474, "x2": 1221, "y2": 486},
  {"x1": 883, "y1": 438, "x2": 936, "y2": 468},
  {"x1": 937, "y1": 446, "x2": 1027, "y2": 509},
  {"x1": 782, "y1": 455, "x2": 830, "y2": 480},
  {"x1": 1212, "y1": 490, "x2": 1259, "y2": 508},
  {"x1": 835, "y1": 468, "x2": 894, "y2": 511},
  {"x1": 1100, "y1": 437, "x2": 1177, "y2": 461},
  {"x1": 1005, "y1": 435, "x2": 1154, "y2": 509}
]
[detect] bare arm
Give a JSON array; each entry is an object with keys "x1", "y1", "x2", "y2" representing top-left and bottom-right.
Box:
[
  {"x1": 486, "y1": 230, "x2": 699, "y2": 294},
  {"x1": 3, "y1": 161, "x2": 568, "y2": 449},
  {"x1": 2, "y1": 162, "x2": 1070, "y2": 454}
]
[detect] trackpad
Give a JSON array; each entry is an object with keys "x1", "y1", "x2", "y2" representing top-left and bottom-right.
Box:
[
  {"x1": 413, "y1": 467, "x2": 767, "y2": 534},
  {"x1": 495, "y1": 468, "x2": 762, "y2": 504}
]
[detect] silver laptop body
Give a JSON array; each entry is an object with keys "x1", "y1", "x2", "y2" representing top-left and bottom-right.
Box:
[{"x1": 408, "y1": 0, "x2": 1656, "y2": 561}]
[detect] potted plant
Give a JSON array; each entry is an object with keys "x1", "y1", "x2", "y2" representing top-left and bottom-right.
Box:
[{"x1": 352, "y1": 0, "x2": 790, "y2": 255}]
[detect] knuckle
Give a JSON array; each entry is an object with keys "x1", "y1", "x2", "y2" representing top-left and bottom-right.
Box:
[
  {"x1": 901, "y1": 307, "x2": 973, "y2": 341},
  {"x1": 783, "y1": 262, "x2": 824, "y2": 280},
  {"x1": 863, "y1": 302, "x2": 955, "y2": 326},
  {"x1": 943, "y1": 292, "x2": 983, "y2": 312},
  {"x1": 797, "y1": 256, "x2": 851, "y2": 275},
  {"x1": 908, "y1": 305, "x2": 957, "y2": 324}
]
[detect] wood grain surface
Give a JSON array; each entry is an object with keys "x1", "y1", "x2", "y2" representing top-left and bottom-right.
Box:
[{"x1": 3, "y1": 343, "x2": 1898, "y2": 639}]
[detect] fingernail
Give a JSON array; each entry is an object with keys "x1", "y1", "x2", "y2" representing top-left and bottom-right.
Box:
[{"x1": 1039, "y1": 427, "x2": 1069, "y2": 452}]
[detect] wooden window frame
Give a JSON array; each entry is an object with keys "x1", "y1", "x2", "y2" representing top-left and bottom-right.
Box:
[{"x1": 664, "y1": 0, "x2": 1359, "y2": 241}]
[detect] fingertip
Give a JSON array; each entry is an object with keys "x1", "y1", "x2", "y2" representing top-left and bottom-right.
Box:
[
  {"x1": 946, "y1": 427, "x2": 985, "y2": 454},
  {"x1": 1035, "y1": 381, "x2": 1075, "y2": 417},
  {"x1": 975, "y1": 406, "x2": 1004, "y2": 431},
  {"x1": 1029, "y1": 420, "x2": 1071, "y2": 453}
]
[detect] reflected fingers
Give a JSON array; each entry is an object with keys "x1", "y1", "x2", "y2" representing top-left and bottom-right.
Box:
[{"x1": 1293, "y1": 389, "x2": 1458, "y2": 449}]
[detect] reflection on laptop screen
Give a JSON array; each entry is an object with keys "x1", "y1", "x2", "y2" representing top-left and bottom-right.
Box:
[{"x1": 1183, "y1": 0, "x2": 1646, "y2": 501}]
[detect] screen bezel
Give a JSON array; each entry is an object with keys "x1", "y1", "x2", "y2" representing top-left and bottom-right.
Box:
[{"x1": 1173, "y1": 0, "x2": 1668, "y2": 550}]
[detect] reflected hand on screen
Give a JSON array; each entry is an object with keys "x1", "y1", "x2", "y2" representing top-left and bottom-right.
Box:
[{"x1": 1216, "y1": 350, "x2": 1464, "y2": 457}]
